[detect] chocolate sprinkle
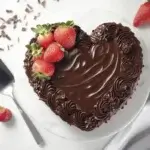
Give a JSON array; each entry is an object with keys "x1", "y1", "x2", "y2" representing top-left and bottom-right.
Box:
[
  {"x1": 0, "y1": 30, "x2": 11, "y2": 40},
  {"x1": 0, "y1": 24, "x2": 6, "y2": 29},
  {"x1": 25, "y1": 22, "x2": 28, "y2": 26},
  {"x1": 7, "y1": 45, "x2": 10, "y2": 50},
  {"x1": 5, "y1": 34, "x2": 11, "y2": 41},
  {"x1": 34, "y1": 12, "x2": 41, "y2": 20},
  {"x1": 38, "y1": 0, "x2": 46, "y2": 7},
  {"x1": 25, "y1": 8, "x2": 33, "y2": 13},
  {"x1": 27, "y1": 4, "x2": 33, "y2": 10},
  {"x1": 0, "y1": 48, "x2": 4, "y2": 51},
  {"x1": 41, "y1": 0, "x2": 46, "y2": 7},
  {"x1": 0, "y1": 17, "x2": 6, "y2": 22},
  {"x1": 6, "y1": 10, "x2": 13, "y2": 13},
  {"x1": 13, "y1": 24, "x2": 17, "y2": 29},
  {"x1": 6, "y1": 19, "x2": 11, "y2": 24},
  {"x1": 22, "y1": 27, "x2": 27, "y2": 31},
  {"x1": 17, "y1": 37, "x2": 20, "y2": 43},
  {"x1": 6, "y1": 15, "x2": 21, "y2": 25},
  {"x1": 24, "y1": 15, "x2": 27, "y2": 20}
]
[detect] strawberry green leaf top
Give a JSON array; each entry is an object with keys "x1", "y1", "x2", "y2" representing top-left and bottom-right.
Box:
[
  {"x1": 32, "y1": 72, "x2": 51, "y2": 80},
  {"x1": 31, "y1": 20, "x2": 75, "y2": 35},
  {"x1": 26, "y1": 43, "x2": 43, "y2": 57},
  {"x1": 62, "y1": 20, "x2": 74, "y2": 27},
  {"x1": 31, "y1": 24, "x2": 52, "y2": 35}
]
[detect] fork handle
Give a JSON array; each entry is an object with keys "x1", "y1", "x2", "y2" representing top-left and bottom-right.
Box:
[{"x1": 11, "y1": 86, "x2": 45, "y2": 146}]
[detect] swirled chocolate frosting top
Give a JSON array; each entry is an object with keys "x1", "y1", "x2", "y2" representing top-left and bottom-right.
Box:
[
  {"x1": 52, "y1": 23, "x2": 142, "y2": 112},
  {"x1": 24, "y1": 22, "x2": 143, "y2": 131}
]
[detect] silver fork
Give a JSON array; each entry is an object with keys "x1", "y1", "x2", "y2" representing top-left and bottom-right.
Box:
[{"x1": 1, "y1": 83, "x2": 45, "y2": 146}]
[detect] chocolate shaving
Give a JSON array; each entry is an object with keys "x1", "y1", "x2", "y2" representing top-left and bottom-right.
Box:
[
  {"x1": 13, "y1": 24, "x2": 17, "y2": 29},
  {"x1": 7, "y1": 45, "x2": 10, "y2": 50},
  {"x1": 0, "y1": 48, "x2": 4, "y2": 51},
  {"x1": 17, "y1": 0, "x2": 20, "y2": 2},
  {"x1": 0, "y1": 17, "x2": 6, "y2": 22},
  {"x1": 37, "y1": 0, "x2": 46, "y2": 8},
  {"x1": 41, "y1": 0, "x2": 46, "y2": 7},
  {"x1": 5, "y1": 34, "x2": 11, "y2": 41},
  {"x1": 1, "y1": 30, "x2": 11, "y2": 40},
  {"x1": 24, "y1": 15, "x2": 27, "y2": 20},
  {"x1": 25, "y1": 22, "x2": 28, "y2": 26},
  {"x1": 34, "y1": 12, "x2": 41, "y2": 20},
  {"x1": 7, "y1": 44, "x2": 13, "y2": 50},
  {"x1": 0, "y1": 24, "x2": 6, "y2": 29},
  {"x1": 27, "y1": 4, "x2": 33, "y2": 10},
  {"x1": 25, "y1": 4, "x2": 33, "y2": 13},
  {"x1": 38, "y1": 0, "x2": 41, "y2": 4},
  {"x1": 6, "y1": 10, "x2": 13, "y2": 13},
  {"x1": 6, "y1": 15, "x2": 21, "y2": 25},
  {"x1": 6, "y1": 19, "x2": 12, "y2": 24},
  {"x1": 22, "y1": 27, "x2": 27, "y2": 31},
  {"x1": 17, "y1": 37, "x2": 20, "y2": 43},
  {"x1": 25, "y1": 8, "x2": 32, "y2": 13}
]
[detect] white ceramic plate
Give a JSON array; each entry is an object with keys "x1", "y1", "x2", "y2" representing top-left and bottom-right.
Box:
[{"x1": 12, "y1": 9, "x2": 150, "y2": 142}]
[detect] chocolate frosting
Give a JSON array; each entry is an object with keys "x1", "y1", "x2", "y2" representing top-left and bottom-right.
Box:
[{"x1": 24, "y1": 23, "x2": 143, "y2": 131}]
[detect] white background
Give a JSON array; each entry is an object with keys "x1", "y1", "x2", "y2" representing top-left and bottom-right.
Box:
[{"x1": 0, "y1": 0, "x2": 150, "y2": 150}]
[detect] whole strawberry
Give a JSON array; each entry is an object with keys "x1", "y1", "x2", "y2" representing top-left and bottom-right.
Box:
[
  {"x1": 133, "y1": 0, "x2": 150, "y2": 27},
  {"x1": 44, "y1": 42, "x2": 64, "y2": 63},
  {"x1": 32, "y1": 59, "x2": 55, "y2": 79},
  {"x1": 0, "y1": 106, "x2": 12, "y2": 122},
  {"x1": 32, "y1": 24, "x2": 54, "y2": 48},
  {"x1": 54, "y1": 21, "x2": 76, "y2": 49},
  {"x1": 26, "y1": 43, "x2": 44, "y2": 61}
]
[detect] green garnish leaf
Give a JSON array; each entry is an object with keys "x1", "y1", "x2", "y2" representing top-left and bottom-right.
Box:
[{"x1": 31, "y1": 24, "x2": 51, "y2": 35}]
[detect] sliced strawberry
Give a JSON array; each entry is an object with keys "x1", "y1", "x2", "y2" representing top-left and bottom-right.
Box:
[
  {"x1": 32, "y1": 24, "x2": 54, "y2": 48},
  {"x1": 0, "y1": 106, "x2": 12, "y2": 122},
  {"x1": 32, "y1": 60, "x2": 55, "y2": 79},
  {"x1": 44, "y1": 42, "x2": 64, "y2": 63},
  {"x1": 54, "y1": 21, "x2": 76, "y2": 49},
  {"x1": 26, "y1": 43, "x2": 43, "y2": 61},
  {"x1": 133, "y1": 1, "x2": 150, "y2": 27}
]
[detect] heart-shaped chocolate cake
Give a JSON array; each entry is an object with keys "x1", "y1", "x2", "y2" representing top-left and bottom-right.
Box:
[{"x1": 24, "y1": 21, "x2": 143, "y2": 131}]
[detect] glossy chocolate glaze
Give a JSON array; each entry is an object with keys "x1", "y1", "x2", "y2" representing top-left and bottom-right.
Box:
[{"x1": 24, "y1": 23, "x2": 143, "y2": 131}]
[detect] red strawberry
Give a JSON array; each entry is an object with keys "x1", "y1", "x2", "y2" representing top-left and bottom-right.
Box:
[
  {"x1": 44, "y1": 42, "x2": 64, "y2": 63},
  {"x1": 0, "y1": 106, "x2": 12, "y2": 122},
  {"x1": 37, "y1": 33, "x2": 54, "y2": 49},
  {"x1": 133, "y1": 1, "x2": 150, "y2": 27},
  {"x1": 32, "y1": 60, "x2": 55, "y2": 79},
  {"x1": 54, "y1": 21, "x2": 76, "y2": 49},
  {"x1": 26, "y1": 43, "x2": 44, "y2": 61},
  {"x1": 32, "y1": 24, "x2": 54, "y2": 48}
]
